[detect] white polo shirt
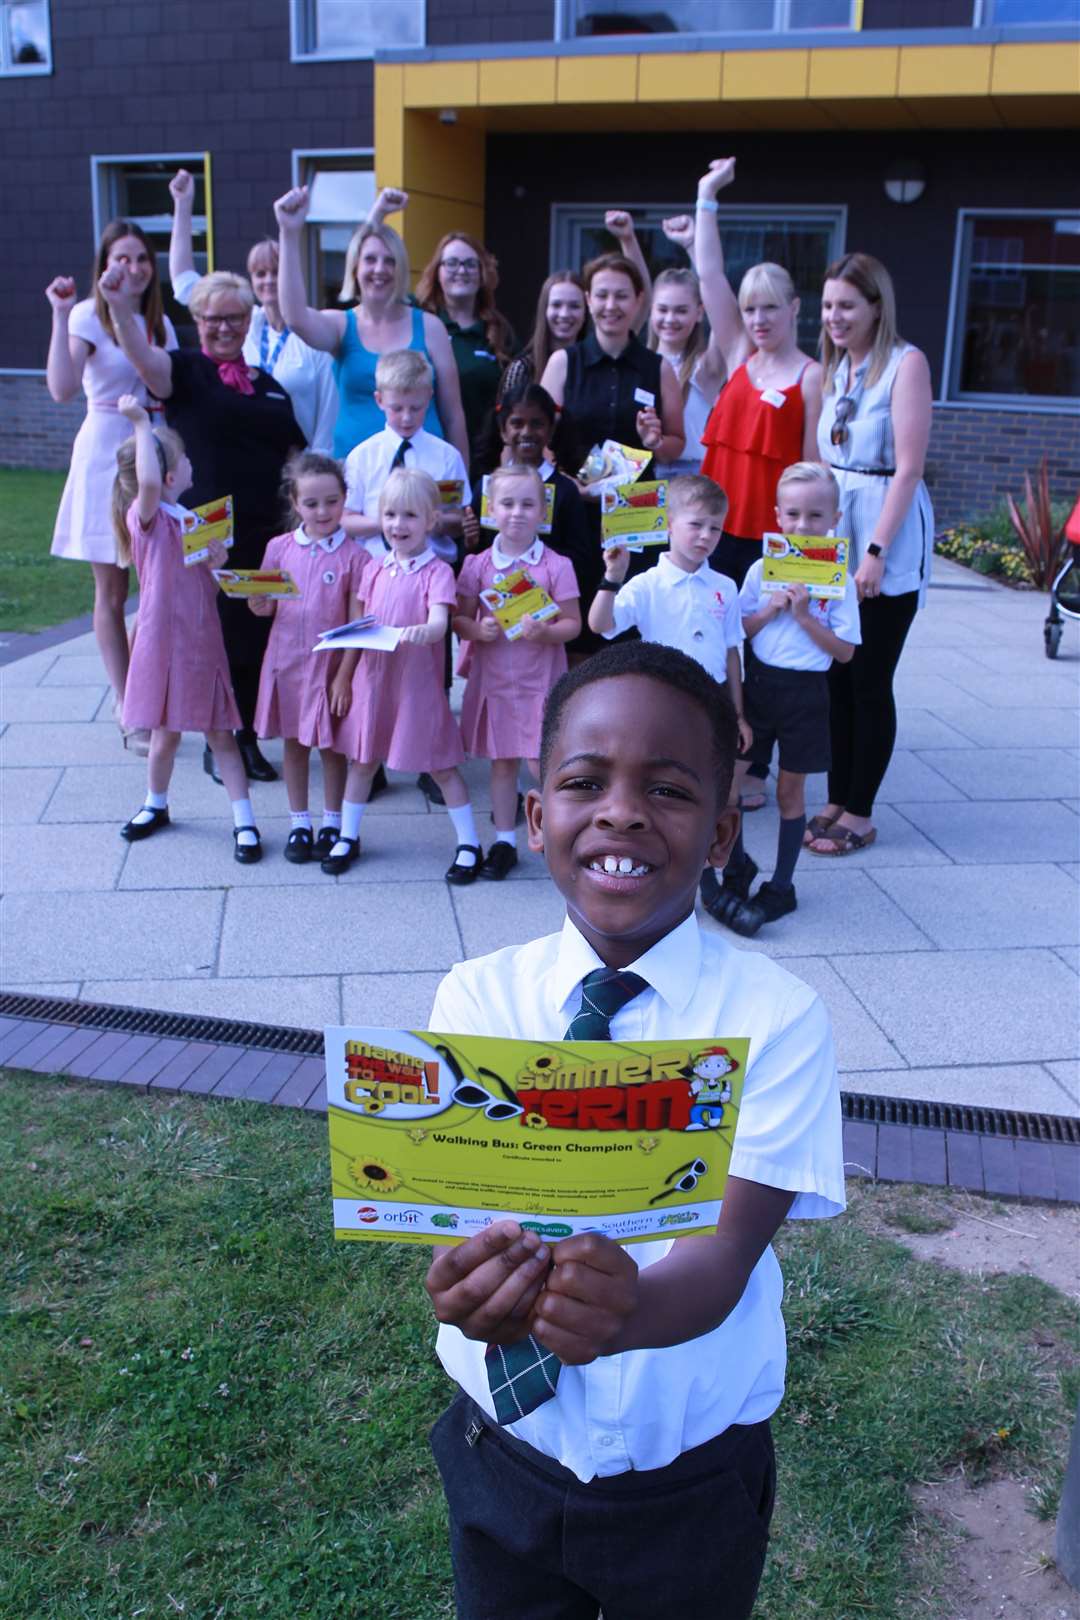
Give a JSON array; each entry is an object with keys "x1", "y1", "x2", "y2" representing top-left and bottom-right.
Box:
[
  {"x1": 431, "y1": 911, "x2": 845, "y2": 1484},
  {"x1": 603, "y1": 555, "x2": 743, "y2": 685},
  {"x1": 740, "y1": 559, "x2": 861, "y2": 673}
]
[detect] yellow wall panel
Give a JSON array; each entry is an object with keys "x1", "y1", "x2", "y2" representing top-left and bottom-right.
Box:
[
  {"x1": 556, "y1": 54, "x2": 638, "y2": 104},
  {"x1": 374, "y1": 64, "x2": 405, "y2": 189},
  {"x1": 638, "y1": 52, "x2": 722, "y2": 102},
  {"x1": 722, "y1": 49, "x2": 808, "y2": 102},
  {"x1": 898, "y1": 45, "x2": 992, "y2": 97},
  {"x1": 401, "y1": 193, "x2": 486, "y2": 273},
  {"x1": 809, "y1": 46, "x2": 897, "y2": 99},
  {"x1": 402, "y1": 115, "x2": 485, "y2": 205},
  {"x1": 478, "y1": 57, "x2": 558, "y2": 104},
  {"x1": 402, "y1": 60, "x2": 479, "y2": 109},
  {"x1": 991, "y1": 42, "x2": 1080, "y2": 97}
]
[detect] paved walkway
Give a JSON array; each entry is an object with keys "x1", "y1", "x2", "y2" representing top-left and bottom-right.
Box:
[{"x1": 1, "y1": 558, "x2": 1077, "y2": 1117}]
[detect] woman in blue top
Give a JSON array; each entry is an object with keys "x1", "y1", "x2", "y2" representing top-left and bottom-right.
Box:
[{"x1": 273, "y1": 185, "x2": 468, "y2": 464}]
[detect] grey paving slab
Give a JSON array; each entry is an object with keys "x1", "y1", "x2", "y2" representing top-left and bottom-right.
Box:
[
  {"x1": 148, "y1": 1040, "x2": 218, "y2": 1092},
  {"x1": 0, "y1": 1019, "x2": 60, "y2": 1066},
  {"x1": 303, "y1": 1077, "x2": 327, "y2": 1113},
  {"x1": 946, "y1": 671, "x2": 1080, "y2": 709},
  {"x1": 12, "y1": 1022, "x2": 79, "y2": 1071},
  {"x1": 894, "y1": 709, "x2": 978, "y2": 750},
  {"x1": 271, "y1": 1054, "x2": 326, "y2": 1108},
  {"x1": 870, "y1": 863, "x2": 1078, "y2": 950},
  {"x1": 39, "y1": 654, "x2": 118, "y2": 687},
  {"x1": 210, "y1": 1048, "x2": 275, "y2": 1100},
  {"x1": 767, "y1": 956, "x2": 906, "y2": 1073},
  {"x1": 849, "y1": 1063, "x2": 1080, "y2": 1117},
  {"x1": 0, "y1": 982, "x2": 81, "y2": 999},
  {"x1": 452, "y1": 878, "x2": 570, "y2": 959},
  {"x1": 117, "y1": 817, "x2": 330, "y2": 891},
  {"x1": 1, "y1": 722, "x2": 138, "y2": 767},
  {"x1": 933, "y1": 705, "x2": 1080, "y2": 749},
  {"x1": 22, "y1": 1024, "x2": 103, "y2": 1076},
  {"x1": 0, "y1": 890, "x2": 223, "y2": 983},
  {"x1": 341, "y1": 970, "x2": 447, "y2": 1027},
  {"x1": 1053, "y1": 947, "x2": 1079, "y2": 974},
  {"x1": 42, "y1": 761, "x2": 223, "y2": 824},
  {"x1": 64, "y1": 1030, "x2": 137, "y2": 1079},
  {"x1": 1, "y1": 822, "x2": 128, "y2": 894},
  {"x1": 0, "y1": 686, "x2": 106, "y2": 724},
  {"x1": 1046, "y1": 1062, "x2": 1080, "y2": 1104},
  {"x1": 892, "y1": 674, "x2": 975, "y2": 710},
  {"x1": 88, "y1": 1032, "x2": 163, "y2": 1085},
  {"x1": 80, "y1": 974, "x2": 343, "y2": 1031},
  {"x1": 702, "y1": 869, "x2": 933, "y2": 960},
  {"x1": 0, "y1": 651, "x2": 58, "y2": 687},
  {"x1": 842, "y1": 1120, "x2": 877, "y2": 1178},
  {"x1": 218, "y1": 884, "x2": 461, "y2": 977},
  {"x1": 1059, "y1": 863, "x2": 1079, "y2": 883},
  {"x1": 2, "y1": 767, "x2": 62, "y2": 823},
  {"x1": 874, "y1": 751, "x2": 967, "y2": 804},
  {"x1": 120, "y1": 1036, "x2": 194, "y2": 1087},
  {"x1": 181, "y1": 1045, "x2": 246, "y2": 1096},
  {"x1": 896, "y1": 801, "x2": 1080, "y2": 865},
  {"x1": 915, "y1": 748, "x2": 1079, "y2": 802},
  {"x1": 241, "y1": 1051, "x2": 305, "y2": 1103},
  {"x1": 944, "y1": 1132, "x2": 984, "y2": 1193},
  {"x1": 832, "y1": 949, "x2": 1080, "y2": 1067}
]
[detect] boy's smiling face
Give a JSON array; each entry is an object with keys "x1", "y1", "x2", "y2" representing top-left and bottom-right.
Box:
[{"x1": 527, "y1": 675, "x2": 738, "y2": 967}]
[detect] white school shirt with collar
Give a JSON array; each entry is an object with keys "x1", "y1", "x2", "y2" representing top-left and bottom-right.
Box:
[
  {"x1": 381, "y1": 544, "x2": 436, "y2": 576},
  {"x1": 604, "y1": 554, "x2": 742, "y2": 686},
  {"x1": 292, "y1": 525, "x2": 347, "y2": 554},
  {"x1": 490, "y1": 535, "x2": 545, "y2": 572},
  {"x1": 343, "y1": 426, "x2": 472, "y2": 560},
  {"x1": 431, "y1": 911, "x2": 845, "y2": 1485},
  {"x1": 739, "y1": 558, "x2": 861, "y2": 673}
]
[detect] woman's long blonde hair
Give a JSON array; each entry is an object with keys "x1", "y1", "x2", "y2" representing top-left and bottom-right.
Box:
[
  {"x1": 111, "y1": 425, "x2": 186, "y2": 567},
  {"x1": 648, "y1": 267, "x2": 708, "y2": 401},
  {"x1": 339, "y1": 221, "x2": 410, "y2": 305},
  {"x1": 820, "y1": 252, "x2": 901, "y2": 392}
]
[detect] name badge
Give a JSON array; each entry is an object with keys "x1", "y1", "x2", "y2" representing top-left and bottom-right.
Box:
[
  {"x1": 633, "y1": 387, "x2": 655, "y2": 408},
  {"x1": 473, "y1": 350, "x2": 495, "y2": 361},
  {"x1": 760, "y1": 389, "x2": 787, "y2": 409},
  {"x1": 266, "y1": 391, "x2": 288, "y2": 400}
]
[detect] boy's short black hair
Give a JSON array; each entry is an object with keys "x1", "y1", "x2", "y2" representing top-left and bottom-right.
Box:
[{"x1": 539, "y1": 642, "x2": 738, "y2": 803}]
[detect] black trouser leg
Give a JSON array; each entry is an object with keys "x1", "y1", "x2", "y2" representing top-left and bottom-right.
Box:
[{"x1": 827, "y1": 590, "x2": 918, "y2": 818}]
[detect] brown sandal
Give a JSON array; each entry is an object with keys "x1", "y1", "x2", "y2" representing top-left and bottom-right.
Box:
[
  {"x1": 807, "y1": 825, "x2": 877, "y2": 857},
  {"x1": 803, "y1": 813, "x2": 839, "y2": 846}
]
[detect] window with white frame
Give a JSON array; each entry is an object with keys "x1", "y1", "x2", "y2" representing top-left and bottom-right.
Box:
[
  {"x1": 558, "y1": 0, "x2": 854, "y2": 37},
  {"x1": 1, "y1": 0, "x2": 51, "y2": 73},
  {"x1": 92, "y1": 155, "x2": 211, "y2": 338},
  {"x1": 293, "y1": 152, "x2": 375, "y2": 307},
  {"x1": 551, "y1": 203, "x2": 846, "y2": 353},
  {"x1": 292, "y1": 0, "x2": 424, "y2": 59},
  {"x1": 946, "y1": 211, "x2": 1080, "y2": 406}
]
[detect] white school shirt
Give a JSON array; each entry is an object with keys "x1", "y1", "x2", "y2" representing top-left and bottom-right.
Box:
[
  {"x1": 603, "y1": 555, "x2": 742, "y2": 686},
  {"x1": 431, "y1": 912, "x2": 845, "y2": 1485},
  {"x1": 344, "y1": 426, "x2": 472, "y2": 563},
  {"x1": 740, "y1": 559, "x2": 861, "y2": 673}
]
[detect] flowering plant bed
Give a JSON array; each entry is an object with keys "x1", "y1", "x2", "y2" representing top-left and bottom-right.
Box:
[{"x1": 935, "y1": 499, "x2": 1071, "y2": 590}]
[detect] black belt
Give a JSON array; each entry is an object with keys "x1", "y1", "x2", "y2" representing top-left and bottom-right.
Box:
[{"x1": 830, "y1": 464, "x2": 895, "y2": 477}]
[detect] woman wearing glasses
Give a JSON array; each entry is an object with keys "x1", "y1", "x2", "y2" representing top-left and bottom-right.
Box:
[
  {"x1": 806, "y1": 252, "x2": 934, "y2": 857},
  {"x1": 415, "y1": 232, "x2": 515, "y2": 455},
  {"x1": 102, "y1": 268, "x2": 305, "y2": 782}
]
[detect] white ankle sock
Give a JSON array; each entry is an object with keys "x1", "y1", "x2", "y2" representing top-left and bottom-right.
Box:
[
  {"x1": 130, "y1": 792, "x2": 167, "y2": 827},
  {"x1": 321, "y1": 809, "x2": 342, "y2": 830},
  {"x1": 447, "y1": 803, "x2": 479, "y2": 863},
  {"x1": 494, "y1": 829, "x2": 517, "y2": 848},
  {"x1": 231, "y1": 797, "x2": 257, "y2": 847},
  {"x1": 291, "y1": 810, "x2": 313, "y2": 830},
  {"x1": 340, "y1": 800, "x2": 365, "y2": 842}
]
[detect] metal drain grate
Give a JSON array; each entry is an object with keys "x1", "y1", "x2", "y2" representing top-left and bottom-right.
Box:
[
  {"x1": 0, "y1": 993, "x2": 324, "y2": 1056},
  {"x1": 841, "y1": 1090, "x2": 1079, "y2": 1145}
]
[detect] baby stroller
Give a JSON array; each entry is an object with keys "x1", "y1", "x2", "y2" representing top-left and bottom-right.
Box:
[{"x1": 1045, "y1": 493, "x2": 1080, "y2": 659}]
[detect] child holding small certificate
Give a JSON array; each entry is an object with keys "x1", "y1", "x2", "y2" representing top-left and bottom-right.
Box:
[
  {"x1": 454, "y1": 466, "x2": 581, "y2": 879},
  {"x1": 711, "y1": 462, "x2": 860, "y2": 937},
  {"x1": 327, "y1": 468, "x2": 483, "y2": 882},
  {"x1": 110, "y1": 397, "x2": 259, "y2": 862},
  {"x1": 249, "y1": 452, "x2": 370, "y2": 864},
  {"x1": 423, "y1": 639, "x2": 844, "y2": 1620}
]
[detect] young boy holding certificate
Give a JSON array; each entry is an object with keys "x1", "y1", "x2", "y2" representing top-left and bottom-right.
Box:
[{"x1": 424, "y1": 640, "x2": 845, "y2": 1620}]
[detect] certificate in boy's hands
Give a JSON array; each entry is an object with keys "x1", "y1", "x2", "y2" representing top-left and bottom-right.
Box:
[
  {"x1": 762, "y1": 533, "x2": 849, "y2": 599},
  {"x1": 324, "y1": 1027, "x2": 748, "y2": 1245},
  {"x1": 212, "y1": 567, "x2": 300, "y2": 598},
  {"x1": 479, "y1": 569, "x2": 559, "y2": 640},
  {"x1": 181, "y1": 495, "x2": 234, "y2": 565},
  {"x1": 601, "y1": 481, "x2": 669, "y2": 552}
]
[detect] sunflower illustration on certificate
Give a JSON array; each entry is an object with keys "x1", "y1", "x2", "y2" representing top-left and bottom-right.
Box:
[{"x1": 324, "y1": 1026, "x2": 748, "y2": 1246}]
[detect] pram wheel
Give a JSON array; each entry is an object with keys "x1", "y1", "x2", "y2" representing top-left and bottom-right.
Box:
[{"x1": 1044, "y1": 619, "x2": 1063, "y2": 660}]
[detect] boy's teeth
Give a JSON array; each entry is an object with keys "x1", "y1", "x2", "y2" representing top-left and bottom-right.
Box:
[{"x1": 594, "y1": 855, "x2": 649, "y2": 877}]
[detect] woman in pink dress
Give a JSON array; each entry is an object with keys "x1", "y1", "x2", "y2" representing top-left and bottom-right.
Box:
[
  {"x1": 251, "y1": 453, "x2": 369, "y2": 864},
  {"x1": 325, "y1": 468, "x2": 482, "y2": 884},
  {"x1": 111, "y1": 397, "x2": 261, "y2": 865},
  {"x1": 454, "y1": 466, "x2": 580, "y2": 880}
]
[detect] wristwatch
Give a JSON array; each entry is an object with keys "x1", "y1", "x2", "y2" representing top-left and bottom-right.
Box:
[
  {"x1": 597, "y1": 578, "x2": 620, "y2": 591},
  {"x1": 866, "y1": 543, "x2": 884, "y2": 558}
]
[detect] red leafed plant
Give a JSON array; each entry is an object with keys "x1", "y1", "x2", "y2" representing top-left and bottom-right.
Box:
[{"x1": 1006, "y1": 457, "x2": 1069, "y2": 591}]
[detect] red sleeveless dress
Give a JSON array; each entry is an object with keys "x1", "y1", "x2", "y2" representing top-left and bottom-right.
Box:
[{"x1": 700, "y1": 360, "x2": 807, "y2": 541}]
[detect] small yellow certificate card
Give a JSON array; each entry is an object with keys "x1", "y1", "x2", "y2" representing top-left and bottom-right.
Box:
[
  {"x1": 479, "y1": 569, "x2": 558, "y2": 640},
  {"x1": 212, "y1": 568, "x2": 301, "y2": 598},
  {"x1": 181, "y1": 495, "x2": 234, "y2": 565},
  {"x1": 436, "y1": 479, "x2": 465, "y2": 507},
  {"x1": 762, "y1": 533, "x2": 849, "y2": 599},
  {"x1": 324, "y1": 1027, "x2": 748, "y2": 1245},
  {"x1": 601, "y1": 480, "x2": 669, "y2": 550}
]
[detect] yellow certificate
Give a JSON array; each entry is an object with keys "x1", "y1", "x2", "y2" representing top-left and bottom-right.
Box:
[
  {"x1": 436, "y1": 479, "x2": 465, "y2": 507},
  {"x1": 180, "y1": 496, "x2": 234, "y2": 565},
  {"x1": 479, "y1": 568, "x2": 558, "y2": 641},
  {"x1": 762, "y1": 533, "x2": 850, "y2": 600},
  {"x1": 325, "y1": 1027, "x2": 748, "y2": 1246},
  {"x1": 212, "y1": 568, "x2": 301, "y2": 599},
  {"x1": 601, "y1": 481, "x2": 669, "y2": 550}
]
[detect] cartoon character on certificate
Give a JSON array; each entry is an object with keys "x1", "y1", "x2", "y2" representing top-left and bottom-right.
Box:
[{"x1": 684, "y1": 1047, "x2": 737, "y2": 1131}]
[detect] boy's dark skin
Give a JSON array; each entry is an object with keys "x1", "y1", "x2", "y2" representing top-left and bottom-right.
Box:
[{"x1": 425, "y1": 674, "x2": 795, "y2": 1366}]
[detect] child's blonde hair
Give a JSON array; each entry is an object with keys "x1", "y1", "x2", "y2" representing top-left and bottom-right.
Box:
[
  {"x1": 487, "y1": 463, "x2": 546, "y2": 506},
  {"x1": 378, "y1": 466, "x2": 440, "y2": 522},
  {"x1": 776, "y1": 461, "x2": 840, "y2": 506},
  {"x1": 280, "y1": 450, "x2": 347, "y2": 528},
  {"x1": 111, "y1": 426, "x2": 187, "y2": 567},
  {"x1": 668, "y1": 473, "x2": 728, "y2": 522},
  {"x1": 375, "y1": 349, "x2": 434, "y2": 395}
]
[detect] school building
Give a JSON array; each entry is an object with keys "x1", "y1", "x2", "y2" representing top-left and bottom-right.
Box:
[{"x1": 3, "y1": 0, "x2": 1078, "y2": 525}]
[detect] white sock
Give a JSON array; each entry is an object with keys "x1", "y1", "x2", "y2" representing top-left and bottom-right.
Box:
[
  {"x1": 447, "y1": 803, "x2": 479, "y2": 864},
  {"x1": 340, "y1": 800, "x2": 365, "y2": 841},
  {"x1": 291, "y1": 810, "x2": 312, "y2": 830},
  {"x1": 231, "y1": 797, "x2": 258, "y2": 848},
  {"x1": 145, "y1": 790, "x2": 168, "y2": 809},
  {"x1": 130, "y1": 792, "x2": 167, "y2": 827},
  {"x1": 321, "y1": 809, "x2": 342, "y2": 830},
  {"x1": 494, "y1": 828, "x2": 517, "y2": 848}
]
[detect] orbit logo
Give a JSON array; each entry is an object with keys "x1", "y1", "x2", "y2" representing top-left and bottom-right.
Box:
[{"x1": 356, "y1": 1206, "x2": 380, "y2": 1224}]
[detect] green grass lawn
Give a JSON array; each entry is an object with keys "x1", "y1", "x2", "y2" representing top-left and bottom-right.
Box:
[
  {"x1": 2, "y1": 1071, "x2": 1076, "y2": 1620},
  {"x1": 0, "y1": 468, "x2": 94, "y2": 633}
]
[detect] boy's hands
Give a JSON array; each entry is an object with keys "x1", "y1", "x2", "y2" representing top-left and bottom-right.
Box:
[
  {"x1": 117, "y1": 393, "x2": 148, "y2": 425},
  {"x1": 601, "y1": 542, "x2": 631, "y2": 584},
  {"x1": 426, "y1": 1220, "x2": 552, "y2": 1346},
  {"x1": 530, "y1": 1233, "x2": 638, "y2": 1364},
  {"x1": 786, "y1": 581, "x2": 812, "y2": 622},
  {"x1": 273, "y1": 186, "x2": 310, "y2": 234},
  {"x1": 45, "y1": 275, "x2": 77, "y2": 315}
]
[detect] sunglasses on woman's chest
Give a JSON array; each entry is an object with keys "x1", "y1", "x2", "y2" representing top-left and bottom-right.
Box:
[{"x1": 830, "y1": 394, "x2": 857, "y2": 447}]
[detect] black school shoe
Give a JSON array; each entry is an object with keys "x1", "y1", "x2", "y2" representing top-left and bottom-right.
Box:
[
  {"x1": 418, "y1": 771, "x2": 445, "y2": 805},
  {"x1": 314, "y1": 826, "x2": 340, "y2": 859},
  {"x1": 480, "y1": 841, "x2": 518, "y2": 880},
  {"x1": 699, "y1": 848, "x2": 759, "y2": 926},
  {"x1": 368, "y1": 764, "x2": 388, "y2": 800},
  {"x1": 233, "y1": 826, "x2": 263, "y2": 865},
  {"x1": 726, "y1": 882, "x2": 798, "y2": 939},
  {"x1": 321, "y1": 835, "x2": 360, "y2": 875},
  {"x1": 203, "y1": 745, "x2": 222, "y2": 785},
  {"x1": 237, "y1": 735, "x2": 278, "y2": 783},
  {"x1": 121, "y1": 806, "x2": 170, "y2": 842},
  {"x1": 284, "y1": 827, "x2": 313, "y2": 864},
  {"x1": 445, "y1": 844, "x2": 482, "y2": 885}
]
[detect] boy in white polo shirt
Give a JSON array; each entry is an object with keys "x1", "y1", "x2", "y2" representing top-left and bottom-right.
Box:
[
  {"x1": 424, "y1": 640, "x2": 844, "y2": 1620},
  {"x1": 712, "y1": 462, "x2": 860, "y2": 938}
]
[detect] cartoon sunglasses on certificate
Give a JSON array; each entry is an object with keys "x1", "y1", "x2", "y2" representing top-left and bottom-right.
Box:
[{"x1": 324, "y1": 1027, "x2": 749, "y2": 1245}]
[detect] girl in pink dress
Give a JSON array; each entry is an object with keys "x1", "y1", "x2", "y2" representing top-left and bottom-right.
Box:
[
  {"x1": 454, "y1": 465, "x2": 580, "y2": 879},
  {"x1": 326, "y1": 468, "x2": 482, "y2": 882},
  {"x1": 251, "y1": 453, "x2": 370, "y2": 864},
  {"x1": 111, "y1": 397, "x2": 261, "y2": 864}
]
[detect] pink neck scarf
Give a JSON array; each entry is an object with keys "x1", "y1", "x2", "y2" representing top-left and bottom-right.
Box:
[{"x1": 201, "y1": 347, "x2": 255, "y2": 396}]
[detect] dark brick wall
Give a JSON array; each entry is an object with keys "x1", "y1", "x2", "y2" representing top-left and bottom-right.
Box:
[{"x1": 429, "y1": 0, "x2": 556, "y2": 46}]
